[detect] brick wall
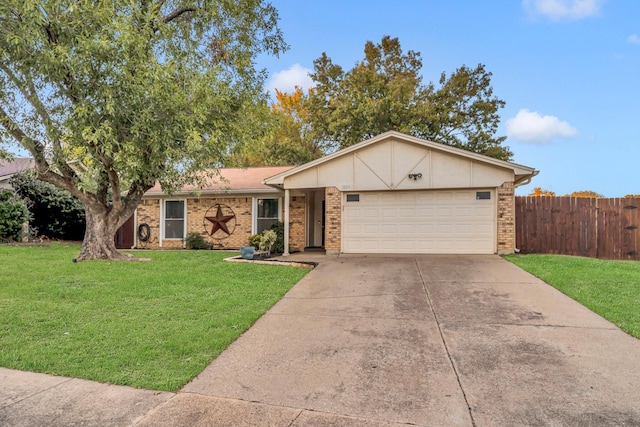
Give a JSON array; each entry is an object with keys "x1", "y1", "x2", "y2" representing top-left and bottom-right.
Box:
[
  {"x1": 497, "y1": 181, "x2": 515, "y2": 254},
  {"x1": 324, "y1": 187, "x2": 342, "y2": 254},
  {"x1": 136, "y1": 197, "x2": 254, "y2": 249},
  {"x1": 136, "y1": 199, "x2": 161, "y2": 248},
  {"x1": 136, "y1": 195, "x2": 303, "y2": 251},
  {"x1": 189, "y1": 197, "x2": 253, "y2": 248},
  {"x1": 289, "y1": 195, "x2": 305, "y2": 252}
]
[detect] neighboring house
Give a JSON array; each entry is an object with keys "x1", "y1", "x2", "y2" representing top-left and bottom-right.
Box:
[
  {"x1": 131, "y1": 131, "x2": 538, "y2": 254},
  {"x1": 0, "y1": 158, "x2": 34, "y2": 190}
]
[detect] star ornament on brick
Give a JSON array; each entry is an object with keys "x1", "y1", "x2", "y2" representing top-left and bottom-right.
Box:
[{"x1": 204, "y1": 204, "x2": 236, "y2": 237}]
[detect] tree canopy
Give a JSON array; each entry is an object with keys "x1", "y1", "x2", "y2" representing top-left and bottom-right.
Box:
[
  {"x1": 255, "y1": 36, "x2": 512, "y2": 162},
  {"x1": 231, "y1": 88, "x2": 322, "y2": 166},
  {"x1": 0, "y1": 0, "x2": 287, "y2": 260}
]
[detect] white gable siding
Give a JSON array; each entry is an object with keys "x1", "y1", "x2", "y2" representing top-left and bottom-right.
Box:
[{"x1": 281, "y1": 137, "x2": 513, "y2": 191}]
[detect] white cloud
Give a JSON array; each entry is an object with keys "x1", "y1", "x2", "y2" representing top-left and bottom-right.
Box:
[
  {"x1": 506, "y1": 109, "x2": 578, "y2": 143},
  {"x1": 628, "y1": 34, "x2": 640, "y2": 45},
  {"x1": 523, "y1": 0, "x2": 602, "y2": 21},
  {"x1": 267, "y1": 64, "x2": 314, "y2": 95}
]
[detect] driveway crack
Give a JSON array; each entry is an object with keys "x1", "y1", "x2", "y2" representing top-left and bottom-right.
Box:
[{"x1": 414, "y1": 258, "x2": 477, "y2": 427}]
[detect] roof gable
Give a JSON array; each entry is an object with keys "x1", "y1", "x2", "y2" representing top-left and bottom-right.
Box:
[{"x1": 264, "y1": 131, "x2": 537, "y2": 190}]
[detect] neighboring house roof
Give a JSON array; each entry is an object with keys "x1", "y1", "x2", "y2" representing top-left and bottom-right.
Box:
[
  {"x1": 144, "y1": 166, "x2": 294, "y2": 196},
  {"x1": 0, "y1": 158, "x2": 34, "y2": 189},
  {"x1": 264, "y1": 131, "x2": 538, "y2": 189}
]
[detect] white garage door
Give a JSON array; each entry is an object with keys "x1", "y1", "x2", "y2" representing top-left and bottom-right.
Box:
[{"x1": 342, "y1": 189, "x2": 496, "y2": 254}]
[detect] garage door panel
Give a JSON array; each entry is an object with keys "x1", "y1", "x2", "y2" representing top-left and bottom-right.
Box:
[
  {"x1": 343, "y1": 189, "x2": 495, "y2": 254},
  {"x1": 363, "y1": 208, "x2": 379, "y2": 217},
  {"x1": 364, "y1": 224, "x2": 378, "y2": 234}
]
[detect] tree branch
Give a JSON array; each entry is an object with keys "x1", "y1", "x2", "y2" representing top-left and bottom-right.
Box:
[
  {"x1": 160, "y1": 6, "x2": 197, "y2": 24},
  {"x1": 0, "y1": 61, "x2": 81, "y2": 183},
  {"x1": 0, "y1": 104, "x2": 90, "y2": 202},
  {"x1": 39, "y1": 21, "x2": 81, "y2": 104},
  {"x1": 0, "y1": 105, "x2": 44, "y2": 161}
]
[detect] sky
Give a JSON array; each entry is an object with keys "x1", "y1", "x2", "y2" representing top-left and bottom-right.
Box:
[{"x1": 257, "y1": 0, "x2": 640, "y2": 197}]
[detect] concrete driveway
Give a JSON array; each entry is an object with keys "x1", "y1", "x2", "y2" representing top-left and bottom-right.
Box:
[
  {"x1": 3, "y1": 254, "x2": 640, "y2": 426},
  {"x1": 143, "y1": 254, "x2": 640, "y2": 426}
]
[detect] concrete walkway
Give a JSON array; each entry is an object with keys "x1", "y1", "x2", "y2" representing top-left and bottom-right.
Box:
[{"x1": 2, "y1": 254, "x2": 640, "y2": 426}]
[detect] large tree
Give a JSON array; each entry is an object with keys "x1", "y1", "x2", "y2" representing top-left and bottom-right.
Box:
[
  {"x1": 303, "y1": 36, "x2": 512, "y2": 160},
  {"x1": 0, "y1": 1, "x2": 287, "y2": 260}
]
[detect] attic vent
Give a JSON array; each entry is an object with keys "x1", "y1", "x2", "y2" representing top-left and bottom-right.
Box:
[
  {"x1": 476, "y1": 191, "x2": 491, "y2": 200},
  {"x1": 346, "y1": 194, "x2": 360, "y2": 202}
]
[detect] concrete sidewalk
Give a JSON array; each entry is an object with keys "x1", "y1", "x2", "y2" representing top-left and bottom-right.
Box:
[{"x1": 2, "y1": 254, "x2": 640, "y2": 426}]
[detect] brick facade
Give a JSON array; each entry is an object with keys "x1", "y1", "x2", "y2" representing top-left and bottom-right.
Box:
[
  {"x1": 133, "y1": 183, "x2": 517, "y2": 255},
  {"x1": 496, "y1": 181, "x2": 515, "y2": 254},
  {"x1": 289, "y1": 195, "x2": 306, "y2": 252},
  {"x1": 324, "y1": 187, "x2": 342, "y2": 255},
  {"x1": 135, "y1": 196, "x2": 294, "y2": 250}
]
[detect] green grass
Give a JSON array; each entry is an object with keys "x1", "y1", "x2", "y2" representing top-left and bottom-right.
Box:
[
  {"x1": 0, "y1": 243, "x2": 308, "y2": 391},
  {"x1": 504, "y1": 254, "x2": 640, "y2": 339}
]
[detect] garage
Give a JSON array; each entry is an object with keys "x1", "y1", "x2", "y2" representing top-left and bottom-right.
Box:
[
  {"x1": 343, "y1": 189, "x2": 495, "y2": 254},
  {"x1": 263, "y1": 131, "x2": 537, "y2": 256}
]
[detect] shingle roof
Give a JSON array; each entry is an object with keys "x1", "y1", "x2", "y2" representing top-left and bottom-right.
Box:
[
  {"x1": 145, "y1": 166, "x2": 293, "y2": 195},
  {"x1": 0, "y1": 158, "x2": 34, "y2": 180}
]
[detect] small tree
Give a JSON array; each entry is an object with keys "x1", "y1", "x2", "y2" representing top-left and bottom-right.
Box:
[{"x1": 0, "y1": 189, "x2": 31, "y2": 241}]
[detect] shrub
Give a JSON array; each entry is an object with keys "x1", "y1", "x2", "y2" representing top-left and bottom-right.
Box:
[
  {"x1": 269, "y1": 221, "x2": 285, "y2": 254},
  {"x1": 259, "y1": 229, "x2": 277, "y2": 253},
  {"x1": 0, "y1": 190, "x2": 31, "y2": 241},
  {"x1": 248, "y1": 234, "x2": 262, "y2": 249},
  {"x1": 9, "y1": 170, "x2": 85, "y2": 240},
  {"x1": 185, "y1": 232, "x2": 210, "y2": 250}
]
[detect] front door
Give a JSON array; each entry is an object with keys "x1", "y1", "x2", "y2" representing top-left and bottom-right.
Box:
[{"x1": 307, "y1": 190, "x2": 325, "y2": 248}]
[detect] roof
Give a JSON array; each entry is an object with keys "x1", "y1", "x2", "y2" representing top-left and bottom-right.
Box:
[
  {"x1": 264, "y1": 131, "x2": 538, "y2": 187},
  {"x1": 144, "y1": 166, "x2": 294, "y2": 196},
  {"x1": 0, "y1": 158, "x2": 34, "y2": 181}
]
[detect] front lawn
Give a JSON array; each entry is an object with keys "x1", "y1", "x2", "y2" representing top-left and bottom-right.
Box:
[
  {"x1": 504, "y1": 254, "x2": 640, "y2": 339},
  {"x1": 0, "y1": 244, "x2": 308, "y2": 391}
]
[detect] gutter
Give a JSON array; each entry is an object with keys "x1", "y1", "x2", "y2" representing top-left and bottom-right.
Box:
[{"x1": 514, "y1": 170, "x2": 539, "y2": 188}]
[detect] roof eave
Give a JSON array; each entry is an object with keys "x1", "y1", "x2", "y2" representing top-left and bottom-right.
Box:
[{"x1": 143, "y1": 188, "x2": 282, "y2": 197}]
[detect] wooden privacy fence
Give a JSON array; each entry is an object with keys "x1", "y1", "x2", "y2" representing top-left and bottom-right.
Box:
[{"x1": 515, "y1": 197, "x2": 640, "y2": 261}]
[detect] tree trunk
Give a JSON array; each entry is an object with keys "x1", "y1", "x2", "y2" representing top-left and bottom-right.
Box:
[{"x1": 76, "y1": 205, "x2": 132, "y2": 261}]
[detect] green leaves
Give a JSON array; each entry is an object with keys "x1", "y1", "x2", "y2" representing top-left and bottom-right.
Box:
[
  {"x1": 0, "y1": 189, "x2": 31, "y2": 241},
  {"x1": 303, "y1": 36, "x2": 512, "y2": 160},
  {"x1": 0, "y1": 0, "x2": 287, "y2": 257}
]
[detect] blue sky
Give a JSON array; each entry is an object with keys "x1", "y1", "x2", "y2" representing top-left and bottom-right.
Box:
[{"x1": 258, "y1": 0, "x2": 640, "y2": 197}]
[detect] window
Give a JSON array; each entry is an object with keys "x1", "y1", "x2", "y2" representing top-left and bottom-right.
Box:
[
  {"x1": 255, "y1": 198, "x2": 280, "y2": 234},
  {"x1": 346, "y1": 194, "x2": 360, "y2": 202},
  {"x1": 476, "y1": 191, "x2": 491, "y2": 200},
  {"x1": 164, "y1": 200, "x2": 185, "y2": 239}
]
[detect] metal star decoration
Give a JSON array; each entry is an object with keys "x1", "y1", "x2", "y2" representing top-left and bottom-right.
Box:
[{"x1": 205, "y1": 205, "x2": 235, "y2": 236}]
